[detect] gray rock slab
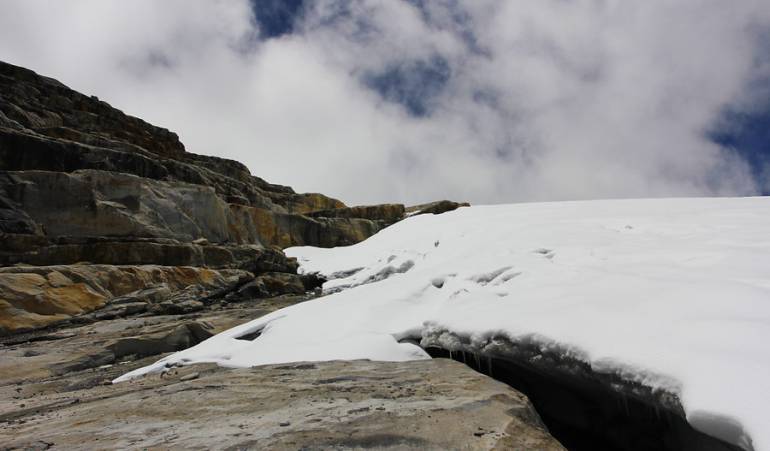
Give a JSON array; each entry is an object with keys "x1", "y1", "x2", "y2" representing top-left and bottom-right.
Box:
[{"x1": 0, "y1": 359, "x2": 563, "y2": 450}]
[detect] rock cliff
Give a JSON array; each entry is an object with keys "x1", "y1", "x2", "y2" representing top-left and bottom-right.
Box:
[
  {"x1": 2, "y1": 61, "x2": 392, "y2": 254},
  {"x1": 0, "y1": 60, "x2": 467, "y2": 334}
]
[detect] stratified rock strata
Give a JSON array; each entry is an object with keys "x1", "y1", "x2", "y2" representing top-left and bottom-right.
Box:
[
  {"x1": 0, "y1": 60, "x2": 396, "y2": 253},
  {"x1": 0, "y1": 264, "x2": 250, "y2": 334},
  {"x1": 0, "y1": 60, "x2": 466, "y2": 333}
]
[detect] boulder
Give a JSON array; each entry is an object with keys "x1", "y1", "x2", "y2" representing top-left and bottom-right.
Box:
[
  {"x1": 49, "y1": 322, "x2": 214, "y2": 375},
  {"x1": 235, "y1": 272, "x2": 306, "y2": 299}
]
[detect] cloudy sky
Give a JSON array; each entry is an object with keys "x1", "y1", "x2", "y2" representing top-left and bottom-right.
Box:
[{"x1": 1, "y1": 0, "x2": 769, "y2": 205}]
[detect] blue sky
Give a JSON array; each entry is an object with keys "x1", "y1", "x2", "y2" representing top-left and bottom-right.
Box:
[
  {"x1": 710, "y1": 111, "x2": 770, "y2": 195},
  {"x1": 1, "y1": 0, "x2": 769, "y2": 203},
  {"x1": 250, "y1": 0, "x2": 304, "y2": 38}
]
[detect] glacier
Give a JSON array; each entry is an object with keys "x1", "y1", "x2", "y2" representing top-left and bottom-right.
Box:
[{"x1": 115, "y1": 197, "x2": 770, "y2": 450}]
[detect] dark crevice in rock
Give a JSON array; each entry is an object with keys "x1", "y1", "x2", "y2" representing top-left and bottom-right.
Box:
[
  {"x1": 325, "y1": 267, "x2": 364, "y2": 280},
  {"x1": 0, "y1": 331, "x2": 76, "y2": 346},
  {"x1": 199, "y1": 273, "x2": 255, "y2": 305},
  {"x1": 299, "y1": 272, "x2": 326, "y2": 292},
  {"x1": 423, "y1": 347, "x2": 748, "y2": 451}
]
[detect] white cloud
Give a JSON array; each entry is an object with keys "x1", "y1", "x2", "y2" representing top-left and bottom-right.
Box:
[{"x1": 1, "y1": 0, "x2": 768, "y2": 205}]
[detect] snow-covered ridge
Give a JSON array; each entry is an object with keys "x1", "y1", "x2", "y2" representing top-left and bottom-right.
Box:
[{"x1": 117, "y1": 197, "x2": 770, "y2": 450}]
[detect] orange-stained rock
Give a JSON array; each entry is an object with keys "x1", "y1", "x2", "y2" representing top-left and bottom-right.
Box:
[{"x1": 0, "y1": 265, "x2": 249, "y2": 335}]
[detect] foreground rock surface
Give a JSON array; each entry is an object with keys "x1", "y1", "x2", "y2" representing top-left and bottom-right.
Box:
[
  {"x1": 0, "y1": 358, "x2": 561, "y2": 450},
  {"x1": 0, "y1": 290, "x2": 562, "y2": 450}
]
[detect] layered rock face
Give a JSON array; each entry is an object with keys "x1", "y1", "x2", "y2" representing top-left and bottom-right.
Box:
[
  {"x1": 0, "y1": 60, "x2": 466, "y2": 333},
  {"x1": 0, "y1": 61, "x2": 387, "y2": 255}
]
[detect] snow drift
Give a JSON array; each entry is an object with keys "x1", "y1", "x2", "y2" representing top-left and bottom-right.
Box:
[{"x1": 116, "y1": 197, "x2": 770, "y2": 450}]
